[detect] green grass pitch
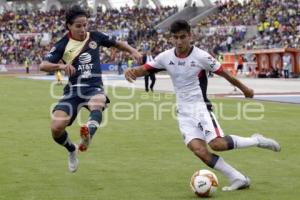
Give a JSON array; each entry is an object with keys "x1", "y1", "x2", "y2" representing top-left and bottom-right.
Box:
[{"x1": 0, "y1": 77, "x2": 299, "y2": 200}]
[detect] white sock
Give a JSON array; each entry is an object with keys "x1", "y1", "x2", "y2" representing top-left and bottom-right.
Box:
[
  {"x1": 230, "y1": 135, "x2": 258, "y2": 149},
  {"x1": 214, "y1": 156, "x2": 245, "y2": 182}
]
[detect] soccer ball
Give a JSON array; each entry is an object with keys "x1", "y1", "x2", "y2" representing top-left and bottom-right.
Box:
[{"x1": 190, "y1": 169, "x2": 218, "y2": 197}]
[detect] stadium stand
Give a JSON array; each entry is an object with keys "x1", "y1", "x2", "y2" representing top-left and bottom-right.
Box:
[
  {"x1": 0, "y1": 5, "x2": 177, "y2": 67},
  {"x1": 193, "y1": 0, "x2": 300, "y2": 53},
  {"x1": 0, "y1": 0, "x2": 299, "y2": 76}
]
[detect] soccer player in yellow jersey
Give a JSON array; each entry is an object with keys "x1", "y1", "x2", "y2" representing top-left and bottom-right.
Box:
[{"x1": 40, "y1": 5, "x2": 142, "y2": 172}]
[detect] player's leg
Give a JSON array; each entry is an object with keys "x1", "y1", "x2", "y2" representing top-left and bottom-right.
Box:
[
  {"x1": 187, "y1": 109, "x2": 250, "y2": 191},
  {"x1": 150, "y1": 73, "x2": 156, "y2": 92},
  {"x1": 51, "y1": 110, "x2": 73, "y2": 151},
  {"x1": 87, "y1": 93, "x2": 106, "y2": 137},
  {"x1": 51, "y1": 96, "x2": 81, "y2": 172},
  {"x1": 187, "y1": 139, "x2": 250, "y2": 191},
  {"x1": 79, "y1": 93, "x2": 106, "y2": 152},
  {"x1": 208, "y1": 112, "x2": 280, "y2": 152},
  {"x1": 178, "y1": 106, "x2": 249, "y2": 191},
  {"x1": 51, "y1": 109, "x2": 78, "y2": 172},
  {"x1": 209, "y1": 135, "x2": 280, "y2": 152},
  {"x1": 178, "y1": 112, "x2": 249, "y2": 191},
  {"x1": 144, "y1": 75, "x2": 149, "y2": 92}
]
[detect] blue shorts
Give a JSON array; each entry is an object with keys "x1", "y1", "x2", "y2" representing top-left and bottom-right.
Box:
[{"x1": 53, "y1": 87, "x2": 110, "y2": 126}]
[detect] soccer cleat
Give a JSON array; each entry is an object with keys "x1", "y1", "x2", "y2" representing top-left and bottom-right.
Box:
[
  {"x1": 252, "y1": 133, "x2": 281, "y2": 152},
  {"x1": 79, "y1": 124, "x2": 91, "y2": 152},
  {"x1": 222, "y1": 176, "x2": 250, "y2": 192},
  {"x1": 68, "y1": 145, "x2": 79, "y2": 173}
]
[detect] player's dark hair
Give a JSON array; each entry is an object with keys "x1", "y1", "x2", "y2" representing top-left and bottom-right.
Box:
[
  {"x1": 65, "y1": 5, "x2": 88, "y2": 29},
  {"x1": 170, "y1": 19, "x2": 191, "y2": 33}
]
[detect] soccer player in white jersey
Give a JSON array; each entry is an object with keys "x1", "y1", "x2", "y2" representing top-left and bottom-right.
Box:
[{"x1": 125, "y1": 20, "x2": 281, "y2": 191}]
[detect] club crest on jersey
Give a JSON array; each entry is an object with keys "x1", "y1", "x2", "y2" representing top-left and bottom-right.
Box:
[
  {"x1": 208, "y1": 56, "x2": 216, "y2": 68},
  {"x1": 89, "y1": 41, "x2": 97, "y2": 49}
]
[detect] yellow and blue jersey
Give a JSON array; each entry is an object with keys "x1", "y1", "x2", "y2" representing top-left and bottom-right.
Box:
[{"x1": 45, "y1": 31, "x2": 116, "y2": 92}]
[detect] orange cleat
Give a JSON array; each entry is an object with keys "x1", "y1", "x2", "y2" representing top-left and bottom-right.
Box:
[{"x1": 79, "y1": 124, "x2": 91, "y2": 152}]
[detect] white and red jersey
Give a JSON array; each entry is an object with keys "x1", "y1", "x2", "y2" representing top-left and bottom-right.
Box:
[{"x1": 144, "y1": 46, "x2": 222, "y2": 105}]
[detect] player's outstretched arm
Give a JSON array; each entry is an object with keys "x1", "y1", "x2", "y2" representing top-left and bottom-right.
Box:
[
  {"x1": 217, "y1": 69, "x2": 254, "y2": 98},
  {"x1": 40, "y1": 61, "x2": 76, "y2": 77},
  {"x1": 115, "y1": 41, "x2": 142, "y2": 64},
  {"x1": 125, "y1": 66, "x2": 149, "y2": 83}
]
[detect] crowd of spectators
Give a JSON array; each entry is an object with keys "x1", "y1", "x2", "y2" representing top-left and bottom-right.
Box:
[
  {"x1": 92, "y1": 5, "x2": 177, "y2": 63},
  {"x1": 0, "y1": 9, "x2": 65, "y2": 65},
  {"x1": 193, "y1": 0, "x2": 260, "y2": 54},
  {"x1": 245, "y1": 0, "x2": 300, "y2": 49},
  {"x1": 194, "y1": 0, "x2": 300, "y2": 54},
  {"x1": 0, "y1": 5, "x2": 177, "y2": 66}
]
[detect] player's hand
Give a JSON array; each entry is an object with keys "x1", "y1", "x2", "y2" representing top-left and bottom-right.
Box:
[
  {"x1": 60, "y1": 64, "x2": 76, "y2": 77},
  {"x1": 131, "y1": 50, "x2": 143, "y2": 64},
  {"x1": 125, "y1": 68, "x2": 136, "y2": 83},
  {"x1": 244, "y1": 87, "x2": 254, "y2": 98}
]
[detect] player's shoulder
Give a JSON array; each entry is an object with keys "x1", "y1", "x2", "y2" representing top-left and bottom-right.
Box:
[
  {"x1": 156, "y1": 48, "x2": 175, "y2": 59},
  {"x1": 54, "y1": 34, "x2": 69, "y2": 47},
  {"x1": 193, "y1": 46, "x2": 209, "y2": 56},
  {"x1": 89, "y1": 31, "x2": 103, "y2": 36},
  {"x1": 89, "y1": 31, "x2": 110, "y2": 39},
  {"x1": 47, "y1": 34, "x2": 69, "y2": 55},
  {"x1": 89, "y1": 31, "x2": 116, "y2": 44},
  {"x1": 192, "y1": 47, "x2": 214, "y2": 61},
  {"x1": 49, "y1": 34, "x2": 69, "y2": 54}
]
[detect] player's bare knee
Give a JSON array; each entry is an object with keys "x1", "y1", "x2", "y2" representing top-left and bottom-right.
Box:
[
  {"x1": 51, "y1": 122, "x2": 66, "y2": 137},
  {"x1": 89, "y1": 104, "x2": 105, "y2": 111},
  {"x1": 209, "y1": 138, "x2": 227, "y2": 151},
  {"x1": 88, "y1": 94, "x2": 106, "y2": 110}
]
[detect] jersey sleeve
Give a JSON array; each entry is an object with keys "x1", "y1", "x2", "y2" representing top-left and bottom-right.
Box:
[
  {"x1": 200, "y1": 51, "x2": 223, "y2": 74},
  {"x1": 94, "y1": 31, "x2": 116, "y2": 48},
  {"x1": 44, "y1": 43, "x2": 64, "y2": 63},
  {"x1": 143, "y1": 53, "x2": 166, "y2": 73}
]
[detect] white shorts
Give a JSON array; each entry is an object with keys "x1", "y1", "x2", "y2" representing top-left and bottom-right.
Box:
[{"x1": 177, "y1": 104, "x2": 224, "y2": 145}]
